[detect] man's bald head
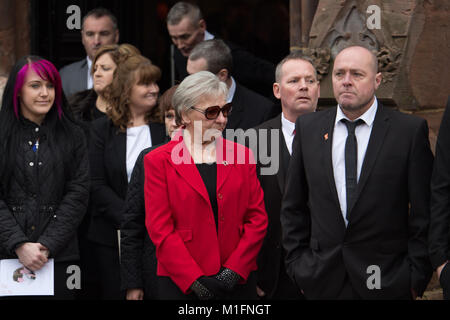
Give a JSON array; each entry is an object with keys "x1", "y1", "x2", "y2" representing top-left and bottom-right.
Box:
[
  {"x1": 332, "y1": 45, "x2": 382, "y2": 120},
  {"x1": 337, "y1": 46, "x2": 379, "y2": 74}
]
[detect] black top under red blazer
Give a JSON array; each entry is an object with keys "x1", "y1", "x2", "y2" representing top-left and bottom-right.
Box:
[
  {"x1": 88, "y1": 116, "x2": 166, "y2": 247},
  {"x1": 281, "y1": 104, "x2": 434, "y2": 299}
]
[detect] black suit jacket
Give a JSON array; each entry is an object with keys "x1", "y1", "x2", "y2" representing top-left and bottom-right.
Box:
[
  {"x1": 88, "y1": 117, "x2": 166, "y2": 247},
  {"x1": 120, "y1": 141, "x2": 168, "y2": 297},
  {"x1": 60, "y1": 59, "x2": 89, "y2": 98},
  {"x1": 252, "y1": 114, "x2": 299, "y2": 298},
  {"x1": 226, "y1": 83, "x2": 278, "y2": 133},
  {"x1": 172, "y1": 39, "x2": 275, "y2": 98},
  {"x1": 281, "y1": 104, "x2": 433, "y2": 299},
  {"x1": 429, "y1": 96, "x2": 450, "y2": 296}
]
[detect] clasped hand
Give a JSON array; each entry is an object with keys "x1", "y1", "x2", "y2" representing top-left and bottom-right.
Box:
[
  {"x1": 15, "y1": 242, "x2": 49, "y2": 271},
  {"x1": 191, "y1": 268, "x2": 241, "y2": 300}
]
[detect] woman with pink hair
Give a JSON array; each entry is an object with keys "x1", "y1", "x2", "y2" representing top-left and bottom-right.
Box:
[{"x1": 0, "y1": 56, "x2": 89, "y2": 299}]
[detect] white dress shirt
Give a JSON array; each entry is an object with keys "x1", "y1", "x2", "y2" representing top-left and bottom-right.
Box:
[
  {"x1": 332, "y1": 98, "x2": 378, "y2": 226},
  {"x1": 126, "y1": 125, "x2": 152, "y2": 183},
  {"x1": 281, "y1": 113, "x2": 296, "y2": 155},
  {"x1": 204, "y1": 30, "x2": 215, "y2": 41},
  {"x1": 86, "y1": 57, "x2": 93, "y2": 90}
]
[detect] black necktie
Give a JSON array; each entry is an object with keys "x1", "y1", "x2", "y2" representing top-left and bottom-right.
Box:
[{"x1": 342, "y1": 119, "x2": 364, "y2": 216}]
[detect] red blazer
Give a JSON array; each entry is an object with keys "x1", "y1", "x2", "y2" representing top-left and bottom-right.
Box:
[{"x1": 144, "y1": 133, "x2": 268, "y2": 293}]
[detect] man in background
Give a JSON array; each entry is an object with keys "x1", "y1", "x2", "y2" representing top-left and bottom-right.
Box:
[
  {"x1": 254, "y1": 52, "x2": 319, "y2": 299},
  {"x1": 60, "y1": 7, "x2": 119, "y2": 98},
  {"x1": 167, "y1": 1, "x2": 275, "y2": 99},
  {"x1": 187, "y1": 39, "x2": 278, "y2": 131}
]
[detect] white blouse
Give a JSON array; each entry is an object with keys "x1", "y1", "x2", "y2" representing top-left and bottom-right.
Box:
[{"x1": 126, "y1": 125, "x2": 152, "y2": 182}]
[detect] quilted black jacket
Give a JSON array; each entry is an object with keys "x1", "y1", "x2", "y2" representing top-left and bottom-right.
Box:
[
  {"x1": 0, "y1": 117, "x2": 90, "y2": 262},
  {"x1": 120, "y1": 143, "x2": 166, "y2": 298}
]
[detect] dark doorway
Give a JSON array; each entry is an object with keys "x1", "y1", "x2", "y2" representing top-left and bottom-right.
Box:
[{"x1": 30, "y1": 0, "x2": 289, "y2": 92}]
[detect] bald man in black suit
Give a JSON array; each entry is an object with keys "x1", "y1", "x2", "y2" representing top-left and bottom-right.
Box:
[{"x1": 281, "y1": 46, "x2": 433, "y2": 299}]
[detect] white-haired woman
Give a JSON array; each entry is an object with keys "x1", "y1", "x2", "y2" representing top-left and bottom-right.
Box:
[{"x1": 144, "y1": 71, "x2": 268, "y2": 300}]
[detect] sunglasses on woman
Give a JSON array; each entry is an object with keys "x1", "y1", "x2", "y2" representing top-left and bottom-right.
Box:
[{"x1": 189, "y1": 103, "x2": 233, "y2": 120}]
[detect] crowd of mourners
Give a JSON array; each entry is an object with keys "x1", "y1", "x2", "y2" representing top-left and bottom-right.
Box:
[{"x1": 0, "y1": 2, "x2": 449, "y2": 301}]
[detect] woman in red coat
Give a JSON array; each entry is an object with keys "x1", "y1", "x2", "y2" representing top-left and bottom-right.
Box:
[{"x1": 144, "y1": 71, "x2": 268, "y2": 300}]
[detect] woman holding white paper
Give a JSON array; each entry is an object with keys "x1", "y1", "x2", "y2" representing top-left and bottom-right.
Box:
[{"x1": 0, "y1": 56, "x2": 89, "y2": 299}]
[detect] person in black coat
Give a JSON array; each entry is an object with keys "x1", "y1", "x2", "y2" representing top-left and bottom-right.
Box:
[
  {"x1": 68, "y1": 43, "x2": 141, "y2": 300},
  {"x1": 120, "y1": 85, "x2": 179, "y2": 300},
  {"x1": 0, "y1": 56, "x2": 89, "y2": 299},
  {"x1": 281, "y1": 46, "x2": 433, "y2": 299},
  {"x1": 252, "y1": 52, "x2": 320, "y2": 299},
  {"x1": 88, "y1": 55, "x2": 166, "y2": 299},
  {"x1": 429, "y1": 95, "x2": 450, "y2": 300}
]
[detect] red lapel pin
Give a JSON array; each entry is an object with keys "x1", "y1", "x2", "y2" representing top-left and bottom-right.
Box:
[{"x1": 324, "y1": 133, "x2": 329, "y2": 141}]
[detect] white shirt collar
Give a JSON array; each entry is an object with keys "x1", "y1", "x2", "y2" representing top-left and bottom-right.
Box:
[
  {"x1": 281, "y1": 112, "x2": 296, "y2": 136},
  {"x1": 204, "y1": 30, "x2": 215, "y2": 41},
  {"x1": 87, "y1": 56, "x2": 92, "y2": 72},
  {"x1": 335, "y1": 96, "x2": 378, "y2": 127},
  {"x1": 86, "y1": 56, "x2": 94, "y2": 89},
  {"x1": 227, "y1": 77, "x2": 237, "y2": 103}
]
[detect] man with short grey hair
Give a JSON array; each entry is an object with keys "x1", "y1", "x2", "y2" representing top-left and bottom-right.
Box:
[
  {"x1": 167, "y1": 1, "x2": 275, "y2": 99},
  {"x1": 253, "y1": 51, "x2": 319, "y2": 300},
  {"x1": 187, "y1": 39, "x2": 277, "y2": 131},
  {"x1": 60, "y1": 7, "x2": 119, "y2": 98},
  {"x1": 166, "y1": 2, "x2": 206, "y2": 59}
]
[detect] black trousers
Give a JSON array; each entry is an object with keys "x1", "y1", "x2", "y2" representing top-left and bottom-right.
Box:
[
  {"x1": 269, "y1": 262, "x2": 304, "y2": 300},
  {"x1": 440, "y1": 263, "x2": 450, "y2": 300},
  {"x1": 86, "y1": 241, "x2": 125, "y2": 300}
]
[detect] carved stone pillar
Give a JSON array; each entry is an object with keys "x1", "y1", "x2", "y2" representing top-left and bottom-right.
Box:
[
  {"x1": 0, "y1": 0, "x2": 16, "y2": 76},
  {"x1": 303, "y1": 0, "x2": 449, "y2": 112},
  {"x1": 0, "y1": 0, "x2": 30, "y2": 76},
  {"x1": 290, "y1": 0, "x2": 302, "y2": 50}
]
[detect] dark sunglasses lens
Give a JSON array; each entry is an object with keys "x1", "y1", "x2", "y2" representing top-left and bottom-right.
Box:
[
  {"x1": 222, "y1": 103, "x2": 232, "y2": 117},
  {"x1": 205, "y1": 106, "x2": 221, "y2": 119}
]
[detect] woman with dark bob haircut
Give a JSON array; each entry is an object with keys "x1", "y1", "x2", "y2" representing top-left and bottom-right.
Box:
[{"x1": 0, "y1": 56, "x2": 89, "y2": 299}]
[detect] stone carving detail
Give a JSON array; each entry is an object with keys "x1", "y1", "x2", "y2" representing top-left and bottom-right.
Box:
[
  {"x1": 302, "y1": 47, "x2": 331, "y2": 81},
  {"x1": 324, "y1": 4, "x2": 379, "y2": 59},
  {"x1": 377, "y1": 46, "x2": 402, "y2": 83}
]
